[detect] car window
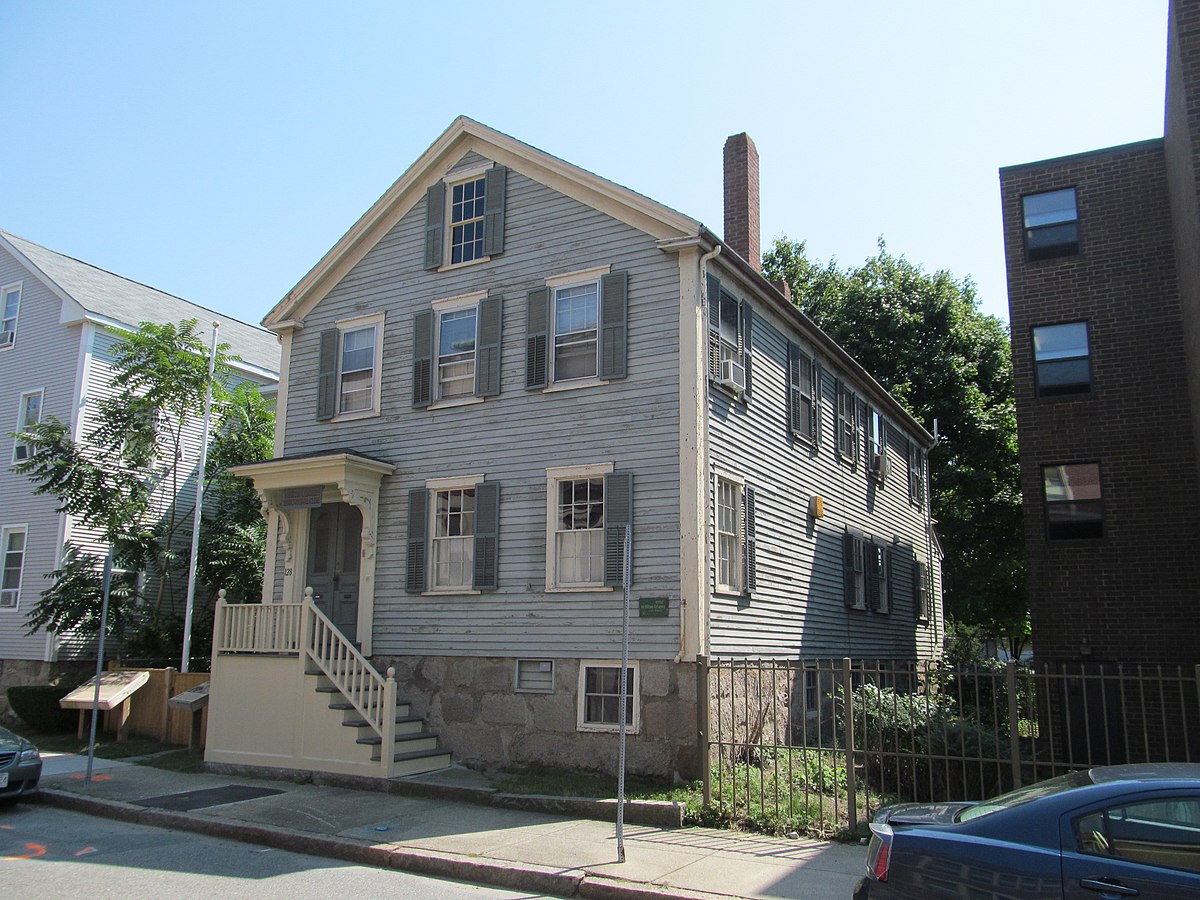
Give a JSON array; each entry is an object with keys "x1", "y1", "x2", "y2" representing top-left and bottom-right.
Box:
[
  {"x1": 1075, "y1": 798, "x2": 1200, "y2": 874},
  {"x1": 958, "y1": 770, "x2": 1095, "y2": 822}
]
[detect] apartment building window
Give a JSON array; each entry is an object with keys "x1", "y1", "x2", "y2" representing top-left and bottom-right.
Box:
[
  {"x1": 526, "y1": 269, "x2": 628, "y2": 389},
  {"x1": 1043, "y1": 463, "x2": 1103, "y2": 539},
  {"x1": 12, "y1": 389, "x2": 43, "y2": 462},
  {"x1": 554, "y1": 281, "x2": 600, "y2": 381},
  {"x1": 0, "y1": 283, "x2": 20, "y2": 348},
  {"x1": 317, "y1": 314, "x2": 384, "y2": 421},
  {"x1": 0, "y1": 526, "x2": 26, "y2": 609},
  {"x1": 1023, "y1": 188, "x2": 1079, "y2": 260},
  {"x1": 1033, "y1": 321, "x2": 1090, "y2": 396},
  {"x1": 577, "y1": 660, "x2": 638, "y2": 732}
]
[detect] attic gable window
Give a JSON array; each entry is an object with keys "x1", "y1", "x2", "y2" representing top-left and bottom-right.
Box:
[
  {"x1": 424, "y1": 165, "x2": 507, "y2": 270},
  {"x1": 0, "y1": 283, "x2": 21, "y2": 349},
  {"x1": 450, "y1": 177, "x2": 486, "y2": 265}
]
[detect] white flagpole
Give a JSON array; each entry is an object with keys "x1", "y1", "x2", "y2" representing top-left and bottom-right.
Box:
[{"x1": 180, "y1": 321, "x2": 219, "y2": 673}]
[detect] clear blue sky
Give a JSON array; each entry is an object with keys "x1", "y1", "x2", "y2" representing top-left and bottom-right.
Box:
[{"x1": 0, "y1": 1, "x2": 1169, "y2": 329}]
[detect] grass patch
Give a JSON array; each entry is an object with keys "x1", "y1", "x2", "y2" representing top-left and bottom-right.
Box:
[
  {"x1": 136, "y1": 749, "x2": 204, "y2": 773},
  {"x1": 6, "y1": 722, "x2": 180, "y2": 760}
]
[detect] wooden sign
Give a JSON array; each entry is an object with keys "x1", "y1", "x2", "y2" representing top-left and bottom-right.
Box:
[
  {"x1": 638, "y1": 597, "x2": 669, "y2": 618},
  {"x1": 59, "y1": 670, "x2": 150, "y2": 711},
  {"x1": 280, "y1": 486, "x2": 324, "y2": 509},
  {"x1": 168, "y1": 681, "x2": 210, "y2": 712}
]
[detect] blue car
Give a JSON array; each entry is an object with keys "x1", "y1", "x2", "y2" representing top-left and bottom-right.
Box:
[
  {"x1": 855, "y1": 764, "x2": 1200, "y2": 899},
  {"x1": 0, "y1": 724, "x2": 41, "y2": 803}
]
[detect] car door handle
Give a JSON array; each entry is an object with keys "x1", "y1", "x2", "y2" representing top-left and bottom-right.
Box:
[{"x1": 1080, "y1": 878, "x2": 1139, "y2": 897}]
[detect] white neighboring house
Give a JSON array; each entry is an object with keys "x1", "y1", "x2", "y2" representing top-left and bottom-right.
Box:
[{"x1": 0, "y1": 230, "x2": 279, "y2": 708}]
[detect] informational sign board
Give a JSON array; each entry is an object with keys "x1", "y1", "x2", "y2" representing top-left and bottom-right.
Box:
[
  {"x1": 59, "y1": 670, "x2": 150, "y2": 711},
  {"x1": 638, "y1": 597, "x2": 669, "y2": 618},
  {"x1": 168, "y1": 681, "x2": 210, "y2": 712},
  {"x1": 280, "y1": 486, "x2": 324, "y2": 509}
]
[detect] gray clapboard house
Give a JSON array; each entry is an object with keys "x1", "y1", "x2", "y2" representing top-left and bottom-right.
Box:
[
  {"x1": 206, "y1": 119, "x2": 942, "y2": 780},
  {"x1": 0, "y1": 231, "x2": 279, "y2": 711}
]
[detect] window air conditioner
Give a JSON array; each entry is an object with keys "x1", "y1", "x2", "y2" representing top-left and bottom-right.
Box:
[
  {"x1": 720, "y1": 358, "x2": 746, "y2": 393},
  {"x1": 870, "y1": 452, "x2": 890, "y2": 481}
]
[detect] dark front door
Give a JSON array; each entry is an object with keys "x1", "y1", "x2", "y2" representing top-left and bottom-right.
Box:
[{"x1": 306, "y1": 502, "x2": 362, "y2": 642}]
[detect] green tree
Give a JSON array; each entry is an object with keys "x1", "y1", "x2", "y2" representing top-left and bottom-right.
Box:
[
  {"x1": 763, "y1": 238, "x2": 1026, "y2": 655},
  {"x1": 12, "y1": 320, "x2": 274, "y2": 662}
]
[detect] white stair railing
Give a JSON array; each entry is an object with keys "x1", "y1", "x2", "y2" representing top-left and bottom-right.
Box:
[
  {"x1": 214, "y1": 592, "x2": 303, "y2": 653},
  {"x1": 301, "y1": 587, "x2": 398, "y2": 774}
]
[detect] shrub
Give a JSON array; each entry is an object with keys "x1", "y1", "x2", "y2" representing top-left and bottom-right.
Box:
[{"x1": 6, "y1": 684, "x2": 77, "y2": 732}]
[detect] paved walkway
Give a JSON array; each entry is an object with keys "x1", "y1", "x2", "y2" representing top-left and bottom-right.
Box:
[{"x1": 36, "y1": 753, "x2": 865, "y2": 900}]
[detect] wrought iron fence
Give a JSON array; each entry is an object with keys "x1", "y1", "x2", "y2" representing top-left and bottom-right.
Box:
[{"x1": 704, "y1": 656, "x2": 1200, "y2": 834}]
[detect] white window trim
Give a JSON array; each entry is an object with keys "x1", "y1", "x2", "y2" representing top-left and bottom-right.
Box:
[
  {"x1": 332, "y1": 312, "x2": 385, "y2": 422},
  {"x1": 438, "y1": 168, "x2": 493, "y2": 272},
  {"x1": 0, "y1": 282, "x2": 21, "y2": 351},
  {"x1": 714, "y1": 470, "x2": 745, "y2": 596},
  {"x1": 0, "y1": 524, "x2": 28, "y2": 611},
  {"x1": 431, "y1": 291, "x2": 486, "y2": 406},
  {"x1": 12, "y1": 388, "x2": 44, "y2": 464},
  {"x1": 423, "y1": 473, "x2": 484, "y2": 596},
  {"x1": 546, "y1": 462, "x2": 614, "y2": 593},
  {"x1": 514, "y1": 658, "x2": 556, "y2": 694},
  {"x1": 577, "y1": 659, "x2": 640, "y2": 734},
  {"x1": 546, "y1": 269, "x2": 607, "y2": 389}
]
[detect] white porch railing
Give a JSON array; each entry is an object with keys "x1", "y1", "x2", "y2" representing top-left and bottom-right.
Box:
[{"x1": 213, "y1": 590, "x2": 398, "y2": 774}]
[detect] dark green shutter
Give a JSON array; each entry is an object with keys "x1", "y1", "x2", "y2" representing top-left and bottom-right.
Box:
[
  {"x1": 787, "y1": 342, "x2": 802, "y2": 437},
  {"x1": 835, "y1": 381, "x2": 847, "y2": 459},
  {"x1": 412, "y1": 310, "x2": 434, "y2": 408},
  {"x1": 866, "y1": 541, "x2": 880, "y2": 610},
  {"x1": 741, "y1": 303, "x2": 753, "y2": 399},
  {"x1": 599, "y1": 271, "x2": 628, "y2": 380},
  {"x1": 424, "y1": 182, "x2": 445, "y2": 271},
  {"x1": 482, "y1": 166, "x2": 507, "y2": 257},
  {"x1": 525, "y1": 287, "x2": 550, "y2": 389},
  {"x1": 406, "y1": 488, "x2": 428, "y2": 593},
  {"x1": 317, "y1": 328, "x2": 338, "y2": 421},
  {"x1": 603, "y1": 471, "x2": 633, "y2": 587},
  {"x1": 811, "y1": 360, "x2": 822, "y2": 446},
  {"x1": 913, "y1": 559, "x2": 929, "y2": 620},
  {"x1": 706, "y1": 272, "x2": 721, "y2": 381},
  {"x1": 744, "y1": 485, "x2": 756, "y2": 595},
  {"x1": 475, "y1": 295, "x2": 503, "y2": 397},
  {"x1": 842, "y1": 530, "x2": 857, "y2": 607},
  {"x1": 472, "y1": 480, "x2": 500, "y2": 590}
]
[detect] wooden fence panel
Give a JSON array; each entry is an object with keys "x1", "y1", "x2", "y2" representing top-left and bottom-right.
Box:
[{"x1": 102, "y1": 665, "x2": 209, "y2": 748}]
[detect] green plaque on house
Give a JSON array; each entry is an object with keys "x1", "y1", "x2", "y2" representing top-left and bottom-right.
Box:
[{"x1": 639, "y1": 597, "x2": 669, "y2": 618}]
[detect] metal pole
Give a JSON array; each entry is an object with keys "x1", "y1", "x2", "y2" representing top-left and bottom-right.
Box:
[
  {"x1": 616, "y1": 523, "x2": 631, "y2": 864},
  {"x1": 86, "y1": 551, "x2": 114, "y2": 783},
  {"x1": 181, "y1": 321, "x2": 220, "y2": 673}
]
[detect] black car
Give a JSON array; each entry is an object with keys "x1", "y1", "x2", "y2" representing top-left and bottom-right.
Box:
[
  {"x1": 0, "y1": 724, "x2": 41, "y2": 803},
  {"x1": 854, "y1": 763, "x2": 1200, "y2": 899}
]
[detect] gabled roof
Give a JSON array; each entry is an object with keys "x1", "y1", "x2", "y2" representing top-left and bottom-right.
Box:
[
  {"x1": 264, "y1": 116, "x2": 702, "y2": 329},
  {"x1": 0, "y1": 230, "x2": 280, "y2": 378}
]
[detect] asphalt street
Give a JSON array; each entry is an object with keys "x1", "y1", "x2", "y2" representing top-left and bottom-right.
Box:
[{"x1": 0, "y1": 803, "x2": 546, "y2": 899}]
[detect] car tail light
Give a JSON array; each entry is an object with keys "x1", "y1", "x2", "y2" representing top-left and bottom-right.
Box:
[{"x1": 866, "y1": 823, "x2": 893, "y2": 882}]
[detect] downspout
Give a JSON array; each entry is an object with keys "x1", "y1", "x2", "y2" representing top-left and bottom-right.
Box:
[{"x1": 676, "y1": 243, "x2": 720, "y2": 667}]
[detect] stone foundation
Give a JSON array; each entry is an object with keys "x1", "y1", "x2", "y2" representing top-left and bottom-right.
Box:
[
  {"x1": 0, "y1": 657, "x2": 95, "y2": 722},
  {"x1": 375, "y1": 655, "x2": 701, "y2": 780}
]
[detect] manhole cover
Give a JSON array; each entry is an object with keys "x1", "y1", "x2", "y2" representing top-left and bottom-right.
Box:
[{"x1": 133, "y1": 785, "x2": 284, "y2": 811}]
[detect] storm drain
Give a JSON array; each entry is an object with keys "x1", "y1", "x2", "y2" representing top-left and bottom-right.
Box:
[{"x1": 133, "y1": 784, "x2": 285, "y2": 811}]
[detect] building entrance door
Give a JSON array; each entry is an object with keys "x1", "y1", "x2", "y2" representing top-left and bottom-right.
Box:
[{"x1": 306, "y1": 502, "x2": 362, "y2": 643}]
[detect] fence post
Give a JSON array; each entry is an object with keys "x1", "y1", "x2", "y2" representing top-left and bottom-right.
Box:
[
  {"x1": 382, "y1": 667, "x2": 398, "y2": 776},
  {"x1": 1007, "y1": 660, "x2": 1022, "y2": 789},
  {"x1": 842, "y1": 657, "x2": 858, "y2": 830},
  {"x1": 698, "y1": 654, "x2": 711, "y2": 807}
]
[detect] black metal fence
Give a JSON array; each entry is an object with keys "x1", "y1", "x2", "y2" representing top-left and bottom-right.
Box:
[{"x1": 703, "y1": 657, "x2": 1200, "y2": 834}]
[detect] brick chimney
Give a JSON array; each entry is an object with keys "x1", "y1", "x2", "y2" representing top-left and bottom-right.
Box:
[{"x1": 723, "y1": 133, "x2": 760, "y2": 271}]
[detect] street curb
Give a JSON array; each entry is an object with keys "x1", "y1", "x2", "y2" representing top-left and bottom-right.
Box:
[{"x1": 38, "y1": 789, "x2": 710, "y2": 900}]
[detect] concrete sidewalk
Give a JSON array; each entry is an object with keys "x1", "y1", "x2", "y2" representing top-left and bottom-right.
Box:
[{"x1": 36, "y1": 754, "x2": 864, "y2": 900}]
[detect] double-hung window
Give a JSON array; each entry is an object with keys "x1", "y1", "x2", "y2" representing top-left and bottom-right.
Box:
[
  {"x1": 0, "y1": 526, "x2": 26, "y2": 610},
  {"x1": 553, "y1": 281, "x2": 599, "y2": 381},
  {"x1": 907, "y1": 440, "x2": 925, "y2": 507},
  {"x1": 706, "y1": 272, "x2": 751, "y2": 395},
  {"x1": 787, "y1": 343, "x2": 819, "y2": 443},
  {"x1": 406, "y1": 475, "x2": 499, "y2": 593},
  {"x1": 578, "y1": 660, "x2": 639, "y2": 732},
  {"x1": 423, "y1": 165, "x2": 507, "y2": 270},
  {"x1": 413, "y1": 292, "x2": 502, "y2": 408},
  {"x1": 526, "y1": 268, "x2": 628, "y2": 390},
  {"x1": 843, "y1": 530, "x2": 867, "y2": 609},
  {"x1": 1023, "y1": 188, "x2": 1079, "y2": 260},
  {"x1": 450, "y1": 176, "x2": 487, "y2": 265},
  {"x1": 13, "y1": 389, "x2": 43, "y2": 463},
  {"x1": 0, "y1": 283, "x2": 20, "y2": 349},
  {"x1": 317, "y1": 314, "x2": 384, "y2": 421},
  {"x1": 867, "y1": 408, "x2": 888, "y2": 479},
  {"x1": 438, "y1": 306, "x2": 478, "y2": 399},
  {"x1": 1033, "y1": 321, "x2": 1090, "y2": 396},
  {"x1": 836, "y1": 382, "x2": 859, "y2": 464},
  {"x1": 545, "y1": 464, "x2": 632, "y2": 591},
  {"x1": 716, "y1": 476, "x2": 743, "y2": 594},
  {"x1": 431, "y1": 481, "x2": 476, "y2": 591},
  {"x1": 1043, "y1": 463, "x2": 1103, "y2": 539}
]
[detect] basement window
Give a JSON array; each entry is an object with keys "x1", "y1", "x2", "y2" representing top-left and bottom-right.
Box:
[
  {"x1": 577, "y1": 660, "x2": 639, "y2": 733},
  {"x1": 515, "y1": 659, "x2": 555, "y2": 693}
]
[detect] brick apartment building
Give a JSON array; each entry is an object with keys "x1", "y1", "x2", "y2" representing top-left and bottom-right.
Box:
[{"x1": 1000, "y1": 0, "x2": 1200, "y2": 671}]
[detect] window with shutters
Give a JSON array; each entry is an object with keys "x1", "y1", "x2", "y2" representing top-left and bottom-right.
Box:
[
  {"x1": 0, "y1": 283, "x2": 20, "y2": 349},
  {"x1": 577, "y1": 660, "x2": 639, "y2": 733},
  {"x1": 545, "y1": 463, "x2": 631, "y2": 591},
  {"x1": 843, "y1": 530, "x2": 867, "y2": 610},
  {"x1": 837, "y1": 382, "x2": 860, "y2": 464},
  {"x1": 435, "y1": 297, "x2": 479, "y2": 401},
  {"x1": 788, "y1": 343, "x2": 819, "y2": 443},
  {"x1": 715, "y1": 476, "x2": 743, "y2": 594},
  {"x1": 324, "y1": 313, "x2": 383, "y2": 420},
  {"x1": 0, "y1": 525, "x2": 26, "y2": 610},
  {"x1": 907, "y1": 441, "x2": 925, "y2": 507},
  {"x1": 424, "y1": 164, "x2": 506, "y2": 270},
  {"x1": 12, "y1": 389, "x2": 43, "y2": 463},
  {"x1": 867, "y1": 409, "x2": 887, "y2": 480},
  {"x1": 428, "y1": 476, "x2": 478, "y2": 592},
  {"x1": 1033, "y1": 321, "x2": 1090, "y2": 396},
  {"x1": 554, "y1": 281, "x2": 599, "y2": 381},
  {"x1": 706, "y1": 273, "x2": 751, "y2": 397},
  {"x1": 913, "y1": 558, "x2": 930, "y2": 621},
  {"x1": 866, "y1": 540, "x2": 891, "y2": 614},
  {"x1": 414, "y1": 292, "x2": 501, "y2": 409},
  {"x1": 1023, "y1": 188, "x2": 1079, "y2": 261},
  {"x1": 1043, "y1": 462, "x2": 1103, "y2": 539}
]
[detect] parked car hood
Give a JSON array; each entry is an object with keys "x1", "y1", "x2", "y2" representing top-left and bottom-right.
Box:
[
  {"x1": 876, "y1": 801, "x2": 978, "y2": 826},
  {"x1": 0, "y1": 726, "x2": 33, "y2": 753}
]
